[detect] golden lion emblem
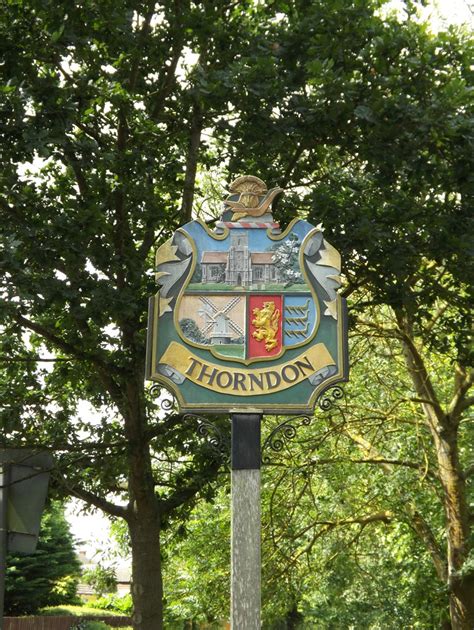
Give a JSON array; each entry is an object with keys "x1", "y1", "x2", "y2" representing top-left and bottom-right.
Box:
[{"x1": 252, "y1": 301, "x2": 280, "y2": 352}]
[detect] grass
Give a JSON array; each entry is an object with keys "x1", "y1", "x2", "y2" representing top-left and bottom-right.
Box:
[
  {"x1": 261, "y1": 283, "x2": 308, "y2": 291},
  {"x1": 187, "y1": 282, "x2": 309, "y2": 292},
  {"x1": 212, "y1": 343, "x2": 245, "y2": 358},
  {"x1": 187, "y1": 282, "x2": 235, "y2": 291},
  {"x1": 40, "y1": 605, "x2": 124, "y2": 617},
  {"x1": 40, "y1": 605, "x2": 132, "y2": 630}
]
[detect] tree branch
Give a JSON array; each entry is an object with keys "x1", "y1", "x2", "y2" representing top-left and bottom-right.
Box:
[
  {"x1": 0, "y1": 356, "x2": 76, "y2": 363},
  {"x1": 180, "y1": 101, "x2": 203, "y2": 223},
  {"x1": 307, "y1": 511, "x2": 393, "y2": 528},
  {"x1": 15, "y1": 312, "x2": 125, "y2": 407},
  {"x1": 395, "y1": 311, "x2": 445, "y2": 428},
  {"x1": 63, "y1": 145, "x2": 89, "y2": 197},
  {"x1": 57, "y1": 472, "x2": 129, "y2": 520},
  {"x1": 448, "y1": 365, "x2": 473, "y2": 423},
  {"x1": 128, "y1": 2, "x2": 156, "y2": 92},
  {"x1": 15, "y1": 313, "x2": 99, "y2": 365},
  {"x1": 280, "y1": 142, "x2": 307, "y2": 188},
  {"x1": 150, "y1": 47, "x2": 184, "y2": 121},
  {"x1": 269, "y1": 511, "x2": 393, "y2": 581},
  {"x1": 409, "y1": 510, "x2": 447, "y2": 582},
  {"x1": 159, "y1": 456, "x2": 221, "y2": 515},
  {"x1": 150, "y1": 0, "x2": 187, "y2": 120},
  {"x1": 305, "y1": 456, "x2": 436, "y2": 475}
]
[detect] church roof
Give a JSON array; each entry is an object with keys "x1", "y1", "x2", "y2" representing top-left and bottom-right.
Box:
[
  {"x1": 250, "y1": 252, "x2": 274, "y2": 264},
  {"x1": 201, "y1": 252, "x2": 227, "y2": 263}
]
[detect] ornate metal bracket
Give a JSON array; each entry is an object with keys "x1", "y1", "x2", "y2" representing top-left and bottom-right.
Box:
[
  {"x1": 182, "y1": 413, "x2": 230, "y2": 462},
  {"x1": 261, "y1": 415, "x2": 312, "y2": 464},
  {"x1": 150, "y1": 387, "x2": 230, "y2": 461},
  {"x1": 318, "y1": 385, "x2": 344, "y2": 411},
  {"x1": 262, "y1": 386, "x2": 345, "y2": 464},
  {"x1": 151, "y1": 384, "x2": 344, "y2": 465},
  {"x1": 150, "y1": 384, "x2": 176, "y2": 409},
  {"x1": 159, "y1": 395, "x2": 176, "y2": 413}
]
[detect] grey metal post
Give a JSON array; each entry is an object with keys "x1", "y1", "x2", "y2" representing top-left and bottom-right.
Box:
[
  {"x1": 231, "y1": 413, "x2": 262, "y2": 630},
  {"x1": 0, "y1": 463, "x2": 10, "y2": 630}
]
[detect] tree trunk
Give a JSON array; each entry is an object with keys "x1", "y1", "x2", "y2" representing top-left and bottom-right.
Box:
[
  {"x1": 285, "y1": 604, "x2": 303, "y2": 629},
  {"x1": 434, "y1": 427, "x2": 474, "y2": 629},
  {"x1": 128, "y1": 508, "x2": 164, "y2": 630},
  {"x1": 449, "y1": 578, "x2": 474, "y2": 630},
  {"x1": 396, "y1": 314, "x2": 474, "y2": 629},
  {"x1": 123, "y1": 374, "x2": 164, "y2": 630}
]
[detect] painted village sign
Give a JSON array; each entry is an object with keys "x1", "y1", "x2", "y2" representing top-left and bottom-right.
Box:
[{"x1": 146, "y1": 176, "x2": 348, "y2": 414}]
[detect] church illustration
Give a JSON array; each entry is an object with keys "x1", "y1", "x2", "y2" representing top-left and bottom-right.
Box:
[{"x1": 200, "y1": 231, "x2": 281, "y2": 287}]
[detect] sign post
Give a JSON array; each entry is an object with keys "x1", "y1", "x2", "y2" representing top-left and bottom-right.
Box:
[
  {"x1": 231, "y1": 413, "x2": 261, "y2": 628},
  {"x1": 0, "y1": 463, "x2": 10, "y2": 630},
  {"x1": 146, "y1": 176, "x2": 348, "y2": 626}
]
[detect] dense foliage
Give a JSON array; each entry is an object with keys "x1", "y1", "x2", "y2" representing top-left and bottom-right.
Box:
[
  {"x1": 0, "y1": 0, "x2": 472, "y2": 627},
  {"x1": 82, "y1": 564, "x2": 117, "y2": 597},
  {"x1": 5, "y1": 502, "x2": 81, "y2": 615},
  {"x1": 162, "y1": 305, "x2": 467, "y2": 628}
]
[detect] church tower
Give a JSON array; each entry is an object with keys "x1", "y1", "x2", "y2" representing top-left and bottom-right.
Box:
[{"x1": 225, "y1": 231, "x2": 252, "y2": 286}]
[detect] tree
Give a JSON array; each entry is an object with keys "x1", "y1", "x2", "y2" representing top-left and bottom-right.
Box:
[
  {"x1": 271, "y1": 234, "x2": 304, "y2": 287},
  {"x1": 0, "y1": 2, "x2": 249, "y2": 627},
  {"x1": 1, "y1": 0, "x2": 472, "y2": 628},
  {"x1": 257, "y1": 318, "x2": 452, "y2": 628},
  {"x1": 5, "y1": 502, "x2": 81, "y2": 615},
  {"x1": 162, "y1": 485, "x2": 230, "y2": 626},
  {"x1": 161, "y1": 310, "x2": 461, "y2": 627},
  {"x1": 83, "y1": 564, "x2": 118, "y2": 597},
  {"x1": 179, "y1": 318, "x2": 210, "y2": 345},
  {"x1": 215, "y1": 3, "x2": 473, "y2": 624}
]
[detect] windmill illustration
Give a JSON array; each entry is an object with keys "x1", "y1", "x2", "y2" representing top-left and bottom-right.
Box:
[{"x1": 198, "y1": 296, "x2": 244, "y2": 345}]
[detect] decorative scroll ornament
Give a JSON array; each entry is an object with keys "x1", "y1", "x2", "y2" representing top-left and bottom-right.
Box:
[
  {"x1": 159, "y1": 395, "x2": 175, "y2": 413},
  {"x1": 149, "y1": 385, "x2": 177, "y2": 413},
  {"x1": 318, "y1": 385, "x2": 344, "y2": 411},
  {"x1": 261, "y1": 385, "x2": 345, "y2": 463},
  {"x1": 262, "y1": 415, "x2": 312, "y2": 463},
  {"x1": 149, "y1": 388, "x2": 230, "y2": 460},
  {"x1": 146, "y1": 175, "x2": 348, "y2": 415},
  {"x1": 182, "y1": 413, "x2": 230, "y2": 461}
]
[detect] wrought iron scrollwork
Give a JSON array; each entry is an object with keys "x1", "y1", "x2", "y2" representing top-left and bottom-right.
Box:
[
  {"x1": 262, "y1": 415, "x2": 312, "y2": 463},
  {"x1": 149, "y1": 386, "x2": 177, "y2": 413},
  {"x1": 160, "y1": 396, "x2": 175, "y2": 412},
  {"x1": 318, "y1": 385, "x2": 344, "y2": 411},
  {"x1": 183, "y1": 413, "x2": 230, "y2": 461},
  {"x1": 148, "y1": 387, "x2": 229, "y2": 460},
  {"x1": 150, "y1": 384, "x2": 161, "y2": 397},
  {"x1": 262, "y1": 386, "x2": 346, "y2": 464}
]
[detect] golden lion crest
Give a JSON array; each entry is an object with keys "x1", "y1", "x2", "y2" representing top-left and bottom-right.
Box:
[{"x1": 252, "y1": 301, "x2": 280, "y2": 352}]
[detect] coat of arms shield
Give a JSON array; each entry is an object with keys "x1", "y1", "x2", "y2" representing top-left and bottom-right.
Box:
[{"x1": 146, "y1": 176, "x2": 348, "y2": 414}]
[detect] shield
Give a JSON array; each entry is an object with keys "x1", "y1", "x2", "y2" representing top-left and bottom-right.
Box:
[{"x1": 146, "y1": 176, "x2": 348, "y2": 414}]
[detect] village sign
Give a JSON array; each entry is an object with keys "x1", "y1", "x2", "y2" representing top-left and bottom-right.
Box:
[{"x1": 146, "y1": 175, "x2": 348, "y2": 414}]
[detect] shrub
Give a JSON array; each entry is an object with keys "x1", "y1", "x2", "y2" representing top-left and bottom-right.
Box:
[
  {"x1": 82, "y1": 565, "x2": 117, "y2": 596},
  {"x1": 5, "y1": 502, "x2": 81, "y2": 615},
  {"x1": 89, "y1": 593, "x2": 133, "y2": 615}
]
